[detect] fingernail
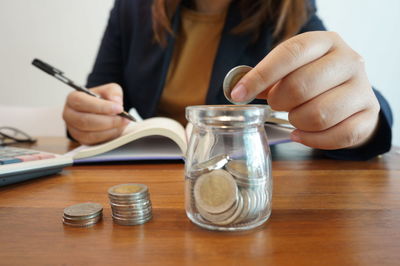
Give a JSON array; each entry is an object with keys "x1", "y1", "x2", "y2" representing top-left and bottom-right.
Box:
[
  {"x1": 290, "y1": 130, "x2": 301, "y2": 143},
  {"x1": 231, "y1": 84, "x2": 247, "y2": 102},
  {"x1": 113, "y1": 104, "x2": 123, "y2": 113},
  {"x1": 110, "y1": 96, "x2": 123, "y2": 105}
]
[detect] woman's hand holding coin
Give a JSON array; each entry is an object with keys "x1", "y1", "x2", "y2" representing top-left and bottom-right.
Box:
[{"x1": 230, "y1": 31, "x2": 380, "y2": 150}]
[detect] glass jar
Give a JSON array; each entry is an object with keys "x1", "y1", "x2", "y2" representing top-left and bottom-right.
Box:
[{"x1": 185, "y1": 105, "x2": 272, "y2": 231}]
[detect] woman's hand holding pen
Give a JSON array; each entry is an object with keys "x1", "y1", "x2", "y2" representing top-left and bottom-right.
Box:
[
  {"x1": 63, "y1": 83, "x2": 130, "y2": 145},
  {"x1": 231, "y1": 31, "x2": 380, "y2": 150}
]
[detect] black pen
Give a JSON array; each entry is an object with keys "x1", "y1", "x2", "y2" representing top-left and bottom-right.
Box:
[{"x1": 32, "y1": 58, "x2": 136, "y2": 122}]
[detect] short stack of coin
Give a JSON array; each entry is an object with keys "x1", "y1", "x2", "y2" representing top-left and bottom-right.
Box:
[
  {"x1": 108, "y1": 183, "x2": 152, "y2": 226},
  {"x1": 189, "y1": 154, "x2": 269, "y2": 226},
  {"x1": 63, "y1": 202, "x2": 103, "y2": 227}
]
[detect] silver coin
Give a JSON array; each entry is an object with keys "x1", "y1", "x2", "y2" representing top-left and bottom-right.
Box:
[
  {"x1": 236, "y1": 188, "x2": 252, "y2": 223},
  {"x1": 112, "y1": 213, "x2": 152, "y2": 221},
  {"x1": 63, "y1": 215, "x2": 102, "y2": 227},
  {"x1": 63, "y1": 220, "x2": 98, "y2": 228},
  {"x1": 235, "y1": 180, "x2": 260, "y2": 190},
  {"x1": 226, "y1": 160, "x2": 267, "y2": 181},
  {"x1": 63, "y1": 215, "x2": 102, "y2": 224},
  {"x1": 112, "y1": 211, "x2": 152, "y2": 218},
  {"x1": 108, "y1": 191, "x2": 149, "y2": 199},
  {"x1": 246, "y1": 188, "x2": 259, "y2": 218},
  {"x1": 108, "y1": 193, "x2": 149, "y2": 204},
  {"x1": 108, "y1": 197, "x2": 150, "y2": 205},
  {"x1": 111, "y1": 207, "x2": 152, "y2": 216},
  {"x1": 255, "y1": 187, "x2": 266, "y2": 213},
  {"x1": 234, "y1": 176, "x2": 268, "y2": 189},
  {"x1": 111, "y1": 210, "x2": 152, "y2": 220},
  {"x1": 223, "y1": 65, "x2": 254, "y2": 105},
  {"x1": 112, "y1": 212, "x2": 152, "y2": 220},
  {"x1": 112, "y1": 214, "x2": 152, "y2": 226},
  {"x1": 252, "y1": 186, "x2": 267, "y2": 216},
  {"x1": 110, "y1": 201, "x2": 151, "y2": 210},
  {"x1": 225, "y1": 160, "x2": 249, "y2": 179},
  {"x1": 190, "y1": 154, "x2": 230, "y2": 177},
  {"x1": 63, "y1": 212, "x2": 101, "y2": 221},
  {"x1": 196, "y1": 197, "x2": 239, "y2": 224},
  {"x1": 194, "y1": 169, "x2": 238, "y2": 214},
  {"x1": 108, "y1": 183, "x2": 148, "y2": 198},
  {"x1": 111, "y1": 204, "x2": 152, "y2": 212},
  {"x1": 212, "y1": 193, "x2": 244, "y2": 226},
  {"x1": 63, "y1": 202, "x2": 103, "y2": 218},
  {"x1": 112, "y1": 208, "x2": 152, "y2": 216}
]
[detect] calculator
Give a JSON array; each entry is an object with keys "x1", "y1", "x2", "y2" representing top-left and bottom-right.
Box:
[{"x1": 0, "y1": 146, "x2": 73, "y2": 186}]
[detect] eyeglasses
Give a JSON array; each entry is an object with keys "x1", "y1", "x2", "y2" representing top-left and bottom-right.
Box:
[{"x1": 0, "y1": 127, "x2": 37, "y2": 146}]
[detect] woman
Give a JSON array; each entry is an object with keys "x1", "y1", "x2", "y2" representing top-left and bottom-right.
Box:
[{"x1": 63, "y1": 0, "x2": 392, "y2": 160}]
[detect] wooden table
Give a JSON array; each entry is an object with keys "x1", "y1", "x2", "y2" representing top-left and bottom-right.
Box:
[{"x1": 1, "y1": 137, "x2": 399, "y2": 265}]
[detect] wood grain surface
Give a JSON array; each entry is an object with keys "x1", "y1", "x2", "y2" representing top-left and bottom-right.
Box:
[{"x1": 0, "y1": 138, "x2": 399, "y2": 265}]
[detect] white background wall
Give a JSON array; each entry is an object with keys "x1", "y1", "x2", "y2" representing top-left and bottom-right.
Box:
[
  {"x1": 0, "y1": 0, "x2": 114, "y2": 107},
  {"x1": 0, "y1": 0, "x2": 398, "y2": 145}
]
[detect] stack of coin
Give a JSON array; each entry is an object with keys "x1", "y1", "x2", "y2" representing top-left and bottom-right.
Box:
[
  {"x1": 189, "y1": 155, "x2": 269, "y2": 226},
  {"x1": 63, "y1": 202, "x2": 103, "y2": 227},
  {"x1": 108, "y1": 183, "x2": 152, "y2": 226},
  {"x1": 225, "y1": 159, "x2": 269, "y2": 221}
]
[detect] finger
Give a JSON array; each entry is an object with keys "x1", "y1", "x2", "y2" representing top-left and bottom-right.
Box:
[
  {"x1": 63, "y1": 107, "x2": 130, "y2": 131},
  {"x1": 67, "y1": 125, "x2": 125, "y2": 145},
  {"x1": 288, "y1": 78, "x2": 369, "y2": 132},
  {"x1": 92, "y1": 83, "x2": 124, "y2": 105},
  {"x1": 267, "y1": 49, "x2": 363, "y2": 111},
  {"x1": 231, "y1": 31, "x2": 339, "y2": 103},
  {"x1": 256, "y1": 83, "x2": 277, "y2": 99},
  {"x1": 290, "y1": 109, "x2": 379, "y2": 150},
  {"x1": 66, "y1": 91, "x2": 123, "y2": 115}
]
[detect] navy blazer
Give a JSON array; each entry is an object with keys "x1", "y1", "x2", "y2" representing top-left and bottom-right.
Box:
[{"x1": 87, "y1": 0, "x2": 392, "y2": 160}]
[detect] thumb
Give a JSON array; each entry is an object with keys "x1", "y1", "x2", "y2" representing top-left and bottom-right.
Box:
[{"x1": 91, "y1": 83, "x2": 124, "y2": 105}]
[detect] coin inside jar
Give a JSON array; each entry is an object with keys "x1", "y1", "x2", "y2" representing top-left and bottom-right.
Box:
[
  {"x1": 211, "y1": 192, "x2": 244, "y2": 226},
  {"x1": 194, "y1": 169, "x2": 238, "y2": 214},
  {"x1": 223, "y1": 65, "x2": 254, "y2": 105},
  {"x1": 228, "y1": 159, "x2": 267, "y2": 177},
  {"x1": 190, "y1": 154, "x2": 230, "y2": 177}
]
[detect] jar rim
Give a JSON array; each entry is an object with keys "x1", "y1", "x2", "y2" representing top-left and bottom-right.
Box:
[
  {"x1": 185, "y1": 105, "x2": 271, "y2": 127},
  {"x1": 186, "y1": 104, "x2": 268, "y2": 110}
]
